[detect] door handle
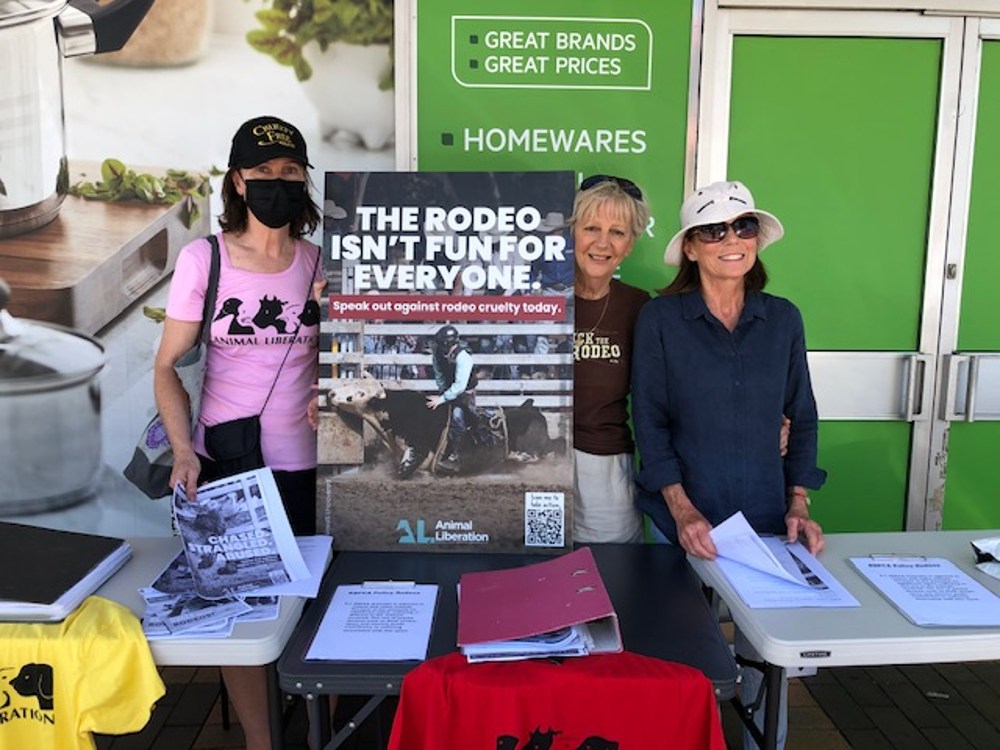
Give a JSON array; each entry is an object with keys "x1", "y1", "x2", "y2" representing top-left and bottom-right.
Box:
[
  {"x1": 967, "y1": 356, "x2": 982, "y2": 424},
  {"x1": 943, "y1": 354, "x2": 972, "y2": 422},
  {"x1": 904, "y1": 354, "x2": 932, "y2": 422}
]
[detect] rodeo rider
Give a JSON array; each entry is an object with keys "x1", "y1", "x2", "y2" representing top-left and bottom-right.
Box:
[{"x1": 425, "y1": 325, "x2": 478, "y2": 472}]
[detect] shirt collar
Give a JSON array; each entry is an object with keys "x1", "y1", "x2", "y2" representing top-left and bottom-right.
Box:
[
  {"x1": 680, "y1": 290, "x2": 768, "y2": 322},
  {"x1": 743, "y1": 292, "x2": 767, "y2": 321}
]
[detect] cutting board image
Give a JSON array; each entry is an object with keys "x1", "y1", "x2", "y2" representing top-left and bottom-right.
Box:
[{"x1": 0, "y1": 162, "x2": 210, "y2": 335}]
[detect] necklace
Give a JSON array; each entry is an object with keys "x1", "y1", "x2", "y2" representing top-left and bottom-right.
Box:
[{"x1": 582, "y1": 286, "x2": 612, "y2": 334}]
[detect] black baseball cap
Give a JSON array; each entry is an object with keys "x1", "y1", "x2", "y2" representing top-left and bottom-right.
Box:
[{"x1": 228, "y1": 115, "x2": 313, "y2": 169}]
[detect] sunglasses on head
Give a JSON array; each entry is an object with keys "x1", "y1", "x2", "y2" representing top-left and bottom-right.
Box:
[
  {"x1": 580, "y1": 174, "x2": 643, "y2": 201},
  {"x1": 688, "y1": 215, "x2": 760, "y2": 244}
]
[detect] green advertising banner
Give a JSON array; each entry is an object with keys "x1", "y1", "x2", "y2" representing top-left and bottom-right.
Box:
[{"x1": 415, "y1": 1, "x2": 694, "y2": 292}]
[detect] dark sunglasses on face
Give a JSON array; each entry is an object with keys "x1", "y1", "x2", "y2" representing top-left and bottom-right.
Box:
[
  {"x1": 580, "y1": 174, "x2": 643, "y2": 201},
  {"x1": 688, "y1": 215, "x2": 760, "y2": 243}
]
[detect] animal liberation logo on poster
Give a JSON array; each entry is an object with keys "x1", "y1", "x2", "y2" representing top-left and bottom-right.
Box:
[{"x1": 316, "y1": 172, "x2": 575, "y2": 554}]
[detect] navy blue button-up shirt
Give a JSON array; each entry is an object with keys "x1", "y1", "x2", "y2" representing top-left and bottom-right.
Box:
[{"x1": 632, "y1": 290, "x2": 826, "y2": 542}]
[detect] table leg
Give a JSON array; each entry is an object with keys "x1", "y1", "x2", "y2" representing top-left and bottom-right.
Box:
[
  {"x1": 731, "y1": 657, "x2": 782, "y2": 750},
  {"x1": 307, "y1": 693, "x2": 332, "y2": 750},
  {"x1": 762, "y1": 663, "x2": 782, "y2": 750},
  {"x1": 267, "y1": 664, "x2": 284, "y2": 750}
]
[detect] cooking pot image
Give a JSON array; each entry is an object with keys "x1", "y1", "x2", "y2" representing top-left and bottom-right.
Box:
[
  {"x1": 0, "y1": 0, "x2": 153, "y2": 239},
  {"x1": 0, "y1": 279, "x2": 107, "y2": 513}
]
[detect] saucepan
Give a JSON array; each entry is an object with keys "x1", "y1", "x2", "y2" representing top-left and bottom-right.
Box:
[
  {"x1": 0, "y1": 279, "x2": 107, "y2": 513},
  {"x1": 0, "y1": 0, "x2": 153, "y2": 238}
]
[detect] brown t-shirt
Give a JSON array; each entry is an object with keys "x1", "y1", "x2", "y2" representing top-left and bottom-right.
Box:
[{"x1": 574, "y1": 279, "x2": 650, "y2": 455}]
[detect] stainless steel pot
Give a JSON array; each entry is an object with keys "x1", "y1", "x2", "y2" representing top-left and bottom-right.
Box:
[
  {"x1": 0, "y1": 0, "x2": 153, "y2": 239},
  {"x1": 0, "y1": 279, "x2": 107, "y2": 513}
]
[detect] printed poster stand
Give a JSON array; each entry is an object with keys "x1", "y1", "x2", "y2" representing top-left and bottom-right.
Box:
[{"x1": 316, "y1": 171, "x2": 576, "y2": 554}]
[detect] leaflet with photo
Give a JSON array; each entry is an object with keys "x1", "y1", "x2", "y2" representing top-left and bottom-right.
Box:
[
  {"x1": 171, "y1": 468, "x2": 309, "y2": 599},
  {"x1": 139, "y1": 535, "x2": 328, "y2": 640},
  {"x1": 141, "y1": 595, "x2": 240, "y2": 639},
  {"x1": 236, "y1": 596, "x2": 280, "y2": 623},
  {"x1": 140, "y1": 551, "x2": 275, "y2": 639},
  {"x1": 160, "y1": 593, "x2": 253, "y2": 635}
]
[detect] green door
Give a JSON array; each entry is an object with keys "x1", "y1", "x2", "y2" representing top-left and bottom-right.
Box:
[
  {"x1": 941, "y1": 24, "x2": 1000, "y2": 529},
  {"x1": 699, "y1": 10, "x2": 965, "y2": 532}
]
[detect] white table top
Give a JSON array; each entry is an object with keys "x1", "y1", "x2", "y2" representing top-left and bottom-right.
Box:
[
  {"x1": 690, "y1": 529, "x2": 1000, "y2": 668},
  {"x1": 95, "y1": 537, "x2": 310, "y2": 667}
]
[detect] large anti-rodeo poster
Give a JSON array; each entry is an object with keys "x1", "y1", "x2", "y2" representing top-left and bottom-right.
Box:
[{"x1": 317, "y1": 171, "x2": 575, "y2": 553}]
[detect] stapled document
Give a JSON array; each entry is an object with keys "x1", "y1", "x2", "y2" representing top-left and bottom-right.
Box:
[
  {"x1": 710, "y1": 512, "x2": 860, "y2": 609},
  {"x1": 850, "y1": 556, "x2": 1000, "y2": 627}
]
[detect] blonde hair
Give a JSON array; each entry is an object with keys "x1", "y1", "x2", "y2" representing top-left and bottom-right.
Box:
[{"x1": 568, "y1": 179, "x2": 650, "y2": 239}]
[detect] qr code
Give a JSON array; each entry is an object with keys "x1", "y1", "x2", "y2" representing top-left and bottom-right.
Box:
[{"x1": 524, "y1": 492, "x2": 566, "y2": 547}]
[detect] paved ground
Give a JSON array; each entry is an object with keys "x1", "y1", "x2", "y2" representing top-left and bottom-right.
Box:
[
  {"x1": 94, "y1": 666, "x2": 394, "y2": 750},
  {"x1": 798, "y1": 661, "x2": 1000, "y2": 750}
]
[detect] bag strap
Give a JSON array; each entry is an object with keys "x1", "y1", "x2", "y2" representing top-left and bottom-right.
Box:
[
  {"x1": 199, "y1": 235, "x2": 222, "y2": 346},
  {"x1": 257, "y1": 243, "x2": 321, "y2": 416}
]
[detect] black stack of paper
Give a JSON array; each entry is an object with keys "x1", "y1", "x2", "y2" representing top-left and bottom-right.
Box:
[{"x1": 0, "y1": 521, "x2": 132, "y2": 622}]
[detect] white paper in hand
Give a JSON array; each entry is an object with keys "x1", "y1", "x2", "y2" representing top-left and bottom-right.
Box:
[{"x1": 709, "y1": 511, "x2": 808, "y2": 586}]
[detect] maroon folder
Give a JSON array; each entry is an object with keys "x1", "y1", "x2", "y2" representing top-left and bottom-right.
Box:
[{"x1": 457, "y1": 546, "x2": 622, "y2": 653}]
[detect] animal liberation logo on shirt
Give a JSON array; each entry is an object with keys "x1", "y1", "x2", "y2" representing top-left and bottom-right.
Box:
[
  {"x1": 0, "y1": 662, "x2": 55, "y2": 725},
  {"x1": 573, "y1": 330, "x2": 622, "y2": 364},
  {"x1": 212, "y1": 295, "x2": 320, "y2": 345},
  {"x1": 497, "y1": 727, "x2": 620, "y2": 749}
]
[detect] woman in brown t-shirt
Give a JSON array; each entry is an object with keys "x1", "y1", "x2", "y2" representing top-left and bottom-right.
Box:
[{"x1": 569, "y1": 176, "x2": 651, "y2": 543}]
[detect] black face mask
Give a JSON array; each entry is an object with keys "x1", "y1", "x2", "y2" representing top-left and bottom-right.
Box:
[{"x1": 243, "y1": 178, "x2": 306, "y2": 229}]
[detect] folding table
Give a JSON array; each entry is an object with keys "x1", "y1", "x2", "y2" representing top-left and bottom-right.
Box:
[
  {"x1": 96, "y1": 536, "x2": 315, "y2": 750},
  {"x1": 278, "y1": 543, "x2": 739, "y2": 750},
  {"x1": 690, "y1": 529, "x2": 1000, "y2": 750}
]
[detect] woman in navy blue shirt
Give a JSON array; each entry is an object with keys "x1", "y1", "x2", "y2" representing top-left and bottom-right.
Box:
[
  {"x1": 632, "y1": 181, "x2": 826, "y2": 557},
  {"x1": 632, "y1": 180, "x2": 826, "y2": 750}
]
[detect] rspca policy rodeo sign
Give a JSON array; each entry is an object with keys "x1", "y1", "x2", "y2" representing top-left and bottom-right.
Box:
[{"x1": 317, "y1": 172, "x2": 576, "y2": 553}]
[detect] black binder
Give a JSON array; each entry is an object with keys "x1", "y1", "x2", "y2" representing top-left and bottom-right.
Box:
[{"x1": 0, "y1": 521, "x2": 132, "y2": 622}]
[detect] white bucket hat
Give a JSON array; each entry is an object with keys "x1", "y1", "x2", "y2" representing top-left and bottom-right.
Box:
[{"x1": 662, "y1": 181, "x2": 784, "y2": 266}]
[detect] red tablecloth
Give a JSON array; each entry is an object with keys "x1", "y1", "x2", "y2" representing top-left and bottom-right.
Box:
[{"x1": 388, "y1": 651, "x2": 725, "y2": 749}]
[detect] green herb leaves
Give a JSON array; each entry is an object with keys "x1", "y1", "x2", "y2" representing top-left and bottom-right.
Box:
[{"x1": 68, "y1": 159, "x2": 215, "y2": 229}]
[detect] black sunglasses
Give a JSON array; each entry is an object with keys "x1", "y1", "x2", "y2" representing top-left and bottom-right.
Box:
[
  {"x1": 688, "y1": 215, "x2": 760, "y2": 244},
  {"x1": 580, "y1": 174, "x2": 643, "y2": 201}
]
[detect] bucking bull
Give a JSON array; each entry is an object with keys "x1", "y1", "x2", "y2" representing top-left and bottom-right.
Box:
[{"x1": 328, "y1": 373, "x2": 563, "y2": 478}]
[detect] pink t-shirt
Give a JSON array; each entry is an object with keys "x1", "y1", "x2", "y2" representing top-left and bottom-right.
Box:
[{"x1": 166, "y1": 234, "x2": 321, "y2": 471}]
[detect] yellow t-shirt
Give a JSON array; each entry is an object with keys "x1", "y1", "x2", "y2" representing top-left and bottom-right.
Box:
[{"x1": 0, "y1": 596, "x2": 165, "y2": 750}]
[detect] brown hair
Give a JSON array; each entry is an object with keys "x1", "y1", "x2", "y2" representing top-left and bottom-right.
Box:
[
  {"x1": 568, "y1": 179, "x2": 650, "y2": 240},
  {"x1": 659, "y1": 235, "x2": 769, "y2": 296},
  {"x1": 217, "y1": 168, "x2": 321, "y2": 238}
]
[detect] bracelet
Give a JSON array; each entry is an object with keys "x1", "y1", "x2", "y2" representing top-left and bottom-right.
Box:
[{"x1": 787, "y1": 488, "x2": 811, "y2": 507}]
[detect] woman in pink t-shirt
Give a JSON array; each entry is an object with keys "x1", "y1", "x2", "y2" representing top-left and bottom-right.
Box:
[{"x1": 152, "y1": 115, "x2": 323, "y2": 750}]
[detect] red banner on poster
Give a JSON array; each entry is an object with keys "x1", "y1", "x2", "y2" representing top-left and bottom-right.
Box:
[{"x1": 326, "y1": 294, "x2": 565, "y2": 321}]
